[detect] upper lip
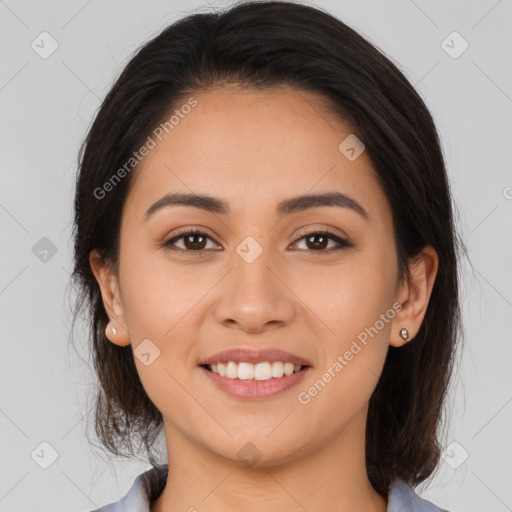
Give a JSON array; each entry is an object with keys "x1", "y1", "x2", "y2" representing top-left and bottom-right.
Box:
[{"x1": 198, "y1": 348, "x2": 312, "y2": 367}]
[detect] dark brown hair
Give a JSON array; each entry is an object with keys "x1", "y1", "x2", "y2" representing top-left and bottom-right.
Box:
[{"x1": 70, "y1": 0, "x2": 469, "y2": 498}]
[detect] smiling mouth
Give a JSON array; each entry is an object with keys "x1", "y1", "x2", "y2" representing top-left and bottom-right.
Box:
[{"x1": 199, "y1": 362, "x2": 311, "y2": 380}]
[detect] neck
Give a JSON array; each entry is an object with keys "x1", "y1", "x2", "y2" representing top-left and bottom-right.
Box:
[{"x1": 151, "y1": 408, "x2": 388, "y2": 512}]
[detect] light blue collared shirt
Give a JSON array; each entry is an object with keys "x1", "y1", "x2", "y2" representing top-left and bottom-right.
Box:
[{"x1": 89, "y1": 464, "x2": 449, "y2": 512}]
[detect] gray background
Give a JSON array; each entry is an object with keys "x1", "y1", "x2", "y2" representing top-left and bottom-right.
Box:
[{"x1": 1, "y1": 0, "x2": 511, "y2": 511}]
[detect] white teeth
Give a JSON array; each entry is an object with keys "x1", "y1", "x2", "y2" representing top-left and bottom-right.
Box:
[
  {"x1": 256, "y1": 362, "x2": 274, "y2": 380},
  {"x1": 284, "y1": 362, "x2": 296, "y2": 376},
  {"x1": 206, "y1": 361, "x2": 304, "y2": 380},
  {"x1": 272, "y1": 361, "x2": 284, "y2": 377},
  {"x1": 226, "y1": 361, "x2": 238, "y2": 379},
  {"x1": 238, "y1": 362, "x2": 255, "y2": 380},
  {"x1": 217, "y1": 362, "x2": 226, "y2": 377}
]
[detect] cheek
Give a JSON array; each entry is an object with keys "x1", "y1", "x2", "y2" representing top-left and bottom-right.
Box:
[
  {"x1": 120, "y1": 250, "x2": 206, "y2": 417},
  {"x1": 286, "y1": 247, "x2": 397, "y2": 340},
  {"x1": 295, "y1": 267, "x2": 393, "y2": 425},
  {"x1": 287, "y1": 248, "x2": 395, "y2": 407},
  {"x1": 118, "y1": 246, "x2": 220, "y2": 401},
  {"x1": 119, "y1": 243, "x2": 211, "y2": 340}
]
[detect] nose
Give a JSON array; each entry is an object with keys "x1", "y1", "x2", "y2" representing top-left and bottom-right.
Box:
[{"x1": 213, "y1": 244, "x2": 296, "y2": 334}]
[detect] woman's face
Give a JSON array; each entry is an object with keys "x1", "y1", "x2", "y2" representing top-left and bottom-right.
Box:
[{"x1": 92, "y1": 85, "x2": 425, "y2": 466}]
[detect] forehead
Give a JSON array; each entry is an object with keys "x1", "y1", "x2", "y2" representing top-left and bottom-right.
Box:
[{"x1": 123, "y1": 85, "x2": 390, "y2": 225}]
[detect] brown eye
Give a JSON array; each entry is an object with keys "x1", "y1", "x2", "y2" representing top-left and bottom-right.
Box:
[
  {"x1": 163, "y1": 229, "x2": 218, "y2": 253},
  {"x1": 303, "y1": 233, "x2": 330, "y2": 250},
  {"x1": 181, "y1": 232, "x2": 207, "y2": 250},
  {"x1": 292, "y1": 229, "x2": 351, "y2": 253},
  {"x1": 162, "y1": 228, "x2": 352, "y2": 255}
]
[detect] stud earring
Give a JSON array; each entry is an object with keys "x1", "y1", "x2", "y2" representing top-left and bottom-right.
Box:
[
  {"x1": 400, "y1": 328, "x2": 409, "y2": 340},
  {"x1": 106, "y1": 323, "x2": 117, "y2": 337}
]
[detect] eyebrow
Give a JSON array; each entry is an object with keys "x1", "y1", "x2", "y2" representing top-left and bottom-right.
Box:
[{"x1": 143, "y1": 191, "x2": 369, "y2": 221}]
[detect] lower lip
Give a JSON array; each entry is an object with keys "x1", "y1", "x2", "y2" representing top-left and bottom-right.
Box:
[{"x1": 199, "y1": 366, "x2": 312, "y2": 399}]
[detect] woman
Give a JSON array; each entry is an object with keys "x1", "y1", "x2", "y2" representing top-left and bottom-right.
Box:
[{"x1": 71, "y1": 1, "x2": 466, "y2": 510}]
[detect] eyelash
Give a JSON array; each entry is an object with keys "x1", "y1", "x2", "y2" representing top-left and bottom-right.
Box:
[{"x1": 161, "y1": 228, "x2": 352, "y2": 255}]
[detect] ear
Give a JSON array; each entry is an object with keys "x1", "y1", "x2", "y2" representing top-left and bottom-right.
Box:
[
  {"x1": 391, "y1": 245, "x2": 439, "y2": 347},
  {"x1": 89, "y1": 249, "x2": 131, "y2": 346}
]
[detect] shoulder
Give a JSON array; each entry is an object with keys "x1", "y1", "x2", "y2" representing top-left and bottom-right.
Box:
[
  {"x1": 86, "y1": 464, "x2": 169, "y2": 512},
  {"x1": 387, "y1": 479, "x2": 450, "y2": 512}
]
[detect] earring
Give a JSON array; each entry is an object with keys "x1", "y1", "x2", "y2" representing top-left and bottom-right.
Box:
[
  {"x1": 400, "y1": 328, "x2": 409, "y2": 340},
  {"x1": 106, "y1": 323, "x2": 117, "y2": 336}
]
